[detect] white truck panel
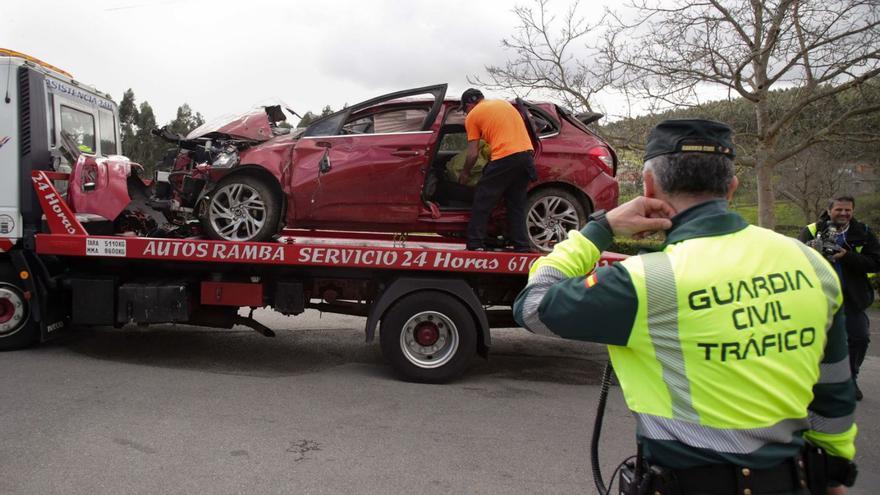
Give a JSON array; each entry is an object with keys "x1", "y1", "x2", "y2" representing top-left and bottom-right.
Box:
[{"x1": 0, "y1": 62, "x2": 22, "y2": 240}]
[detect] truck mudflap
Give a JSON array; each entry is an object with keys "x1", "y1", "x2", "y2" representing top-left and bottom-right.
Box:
[{"x1": 9, "y1": 249, "x2": 71, "y2": 343}]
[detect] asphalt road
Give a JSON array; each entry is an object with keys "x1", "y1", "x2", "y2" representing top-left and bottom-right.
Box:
[{"x1": 0, "y1": 308, "x2": 877, "y2": 494}]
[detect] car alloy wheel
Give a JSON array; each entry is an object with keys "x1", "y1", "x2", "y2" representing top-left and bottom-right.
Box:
[
  {"x1": 209, "y1": 182, "x2": 267, "y2": 241},
  {"x1": 526, "y1": 190, "x2": 586, "y2": 252}
]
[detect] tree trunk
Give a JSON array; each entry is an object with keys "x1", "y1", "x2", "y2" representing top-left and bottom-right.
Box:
[
  {"x1": 755, "y1": 150, "x2": 777, "y2": 229},
  {"x1": 753, "y1": 93, "x2": 776, "y2": 229}
]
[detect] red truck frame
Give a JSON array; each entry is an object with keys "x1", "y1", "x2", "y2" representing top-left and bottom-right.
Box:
[{"x1": 0, "y1": 170, "x2": 623, "y2": 382}]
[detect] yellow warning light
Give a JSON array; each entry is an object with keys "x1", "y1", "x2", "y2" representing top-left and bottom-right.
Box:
[
  {"x1": 0, "y1": 48, "x2": 73, "y2": 78},
  {"x1": 19, "y1": 271, "x2": 29, "y2": 281}
]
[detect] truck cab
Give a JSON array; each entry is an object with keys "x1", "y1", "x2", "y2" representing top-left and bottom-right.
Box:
[{"x1": 0, "y1": 48, "x2": 121, "y2": 245}]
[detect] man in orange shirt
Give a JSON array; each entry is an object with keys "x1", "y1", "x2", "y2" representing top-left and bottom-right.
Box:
[{"x1": 458, "y1": 88, "x2": 536, "y2": 252}]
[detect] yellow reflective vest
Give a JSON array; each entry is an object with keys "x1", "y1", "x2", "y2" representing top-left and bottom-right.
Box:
[{"x1": 514, "y1": 200, "x2": 857, "y2": 468}]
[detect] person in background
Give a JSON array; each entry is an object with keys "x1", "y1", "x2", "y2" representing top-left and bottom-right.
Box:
[{"x1": 799, "y1": 196, "x2": 880, "y2": 401}]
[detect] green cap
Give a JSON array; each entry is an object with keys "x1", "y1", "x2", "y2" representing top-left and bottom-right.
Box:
[{"x1": 644, "y1": 119, "x2": 735, "y2": 160}]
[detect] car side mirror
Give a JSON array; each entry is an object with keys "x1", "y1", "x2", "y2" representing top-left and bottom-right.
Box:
[{"x1": 319, "y1": 150, "x2": 331, "y2": 174}]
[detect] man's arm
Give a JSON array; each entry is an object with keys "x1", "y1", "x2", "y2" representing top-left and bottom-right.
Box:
[
  {"x1": 804, "y1": 308, "x2": 857, "y2": 460},
  {"x1": 840, "y1": 226, "x2": 880, "y2": 273},
  {"x1": 513, "y1": 196, "x2": 675, "y2": 344},
  {"x1": 458, "y1": 140, "x2": 480, "y2": 185},
  {"x1": 513, "y1": 222, "x2": 639, "y2": 344}
]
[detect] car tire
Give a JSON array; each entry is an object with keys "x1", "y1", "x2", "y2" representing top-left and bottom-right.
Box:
[
  {"x1": 526, "y1": 187, "x2": 589, "y2": 252},
  {"x1": 0, "y1": 261, "x2": 39, "y2": 351},
  {"x1": 380, "y1": 291, "x2": 477, "y2": 383},
  {"x1": 200, "y1": 175, "x2": 281, "y2": 242}
]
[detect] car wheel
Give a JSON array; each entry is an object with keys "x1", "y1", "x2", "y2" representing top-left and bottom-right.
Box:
[
  {"x1": 0, "y1": 261, "x2": 39, "y2": 351},
  {"x1": 526, "y1": 187, "x2": 588, "y2": 252},
  {"x1": 380, "y1": 291, "x2": 477, "y2": 383},
  {"x1": 200, "y1": 175, "x2": 281, "y2": 242}
]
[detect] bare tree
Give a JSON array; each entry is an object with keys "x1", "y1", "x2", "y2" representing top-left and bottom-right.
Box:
[
  {"x1": 470, "y1": 0, "x2": 615, "y2": 115},
  {"x1": 612, "y1": 0, "x2": 880, "y2": 228},
  {"x1": 776, "y1": 149, "x2": 853, "y2": 221}
]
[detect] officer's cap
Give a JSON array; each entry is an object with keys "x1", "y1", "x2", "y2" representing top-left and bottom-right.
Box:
[
  {"x1": 459, "y1": 88, "x2": 484, "y2": 112},
  {"x1": 644, "y1": 119, "x2": 736, "y2": 160}
]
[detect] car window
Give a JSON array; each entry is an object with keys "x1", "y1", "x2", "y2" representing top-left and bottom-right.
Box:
[
  {"x1": 303, "y1": 84, "x2": 447, "y2": 138},
  {"x1": 341, "y1": 108, "x2": 429, "y2": 135},
  {"x1": 527, "y1": 107, "x2": 559, "y2": 137},
  {"x1": 304, "y1": 113, "x2": 346, "y2": 137},
  {"x1": 60, "y1": 105, "x2": 96, "y2": 154}
]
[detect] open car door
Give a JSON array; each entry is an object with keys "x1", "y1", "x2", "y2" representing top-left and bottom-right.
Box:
[
  {"x1": 290, "y1": 84, "x2": 447, "y2": 227},
  {"x1": 515, "y1": 97, "x2": 543, "y2": 159}
]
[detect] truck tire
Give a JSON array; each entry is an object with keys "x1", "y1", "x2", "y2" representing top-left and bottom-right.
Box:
[
  {"x1": 380, "y1": 290, "x2": 477, "y2": 383},
  {"x1": 200, "y1": 175, "x2": 281, "y2": 242},
  {"x1": 0, "y1": 262, "x2": 39, "y2": 351}
]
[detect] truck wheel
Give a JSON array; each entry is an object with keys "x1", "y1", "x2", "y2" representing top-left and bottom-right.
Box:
[
  {"x1": 0, "y1": 263, "x2": 39, "y2": 351},
  {"x1": 200, "y1": 175, "x2": 281, "y2": 242},
  {"x1": 380, "y1": 291, "x2": 477, "y2": 383},
  {"x1": 526, "y1": 187, "x2": 588, "y2": 252}
]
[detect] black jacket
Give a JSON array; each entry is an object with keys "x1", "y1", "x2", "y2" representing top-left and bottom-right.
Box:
[{"x1": 798, "y1": 214, "x2": 880, "y2": 312}]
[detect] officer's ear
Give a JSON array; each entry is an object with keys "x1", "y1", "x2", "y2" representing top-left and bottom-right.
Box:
[{"x1": 726, "y1": 176, "x2": 739, "y2": 201}]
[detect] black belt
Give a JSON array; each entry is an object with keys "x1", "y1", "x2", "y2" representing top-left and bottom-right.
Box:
[{"x1": 671, "y1": 458, "x2": 808, "y2": 495}]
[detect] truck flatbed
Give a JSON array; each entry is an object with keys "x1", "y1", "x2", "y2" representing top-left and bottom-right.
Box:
[{"x1": 3, "y1": 170, "x2": 623, "y2": 383}]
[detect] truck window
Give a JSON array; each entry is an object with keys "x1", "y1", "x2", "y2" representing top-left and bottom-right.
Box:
[
  {"x1": 60, "y1": 105, "x2": 96, "y2": 154},
  {"x1": 99, "y1": 108, "x2": 118, "y2": 155}
]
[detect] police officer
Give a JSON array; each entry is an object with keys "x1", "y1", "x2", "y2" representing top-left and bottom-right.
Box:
[
  {"x1": 514, "y1": 120, "x2": 857, "y2": 494},
  {"x1": 458, "y1": 88, "x2": 536, "y2": 252},
  {"x1": 799, "y1": 196, "x2": 880, "y2": 401}
]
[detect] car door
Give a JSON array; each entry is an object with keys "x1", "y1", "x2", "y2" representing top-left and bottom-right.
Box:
[{"x1": 290, "y1": 84, "x2": 446, "y2": 227}]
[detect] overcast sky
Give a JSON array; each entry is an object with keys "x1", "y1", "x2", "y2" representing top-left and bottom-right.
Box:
[{"x1": 2, "y1": 0, "x2": 627, "y2": 125}]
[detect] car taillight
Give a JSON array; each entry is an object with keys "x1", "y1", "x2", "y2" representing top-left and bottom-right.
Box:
[{"x1": 587, "y1": 146, "x2": 615, "y2": 176}]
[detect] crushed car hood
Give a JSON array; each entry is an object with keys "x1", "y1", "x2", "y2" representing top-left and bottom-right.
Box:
[{"x1": 186, "y1": 105, "x2": 288, "y2": 141}]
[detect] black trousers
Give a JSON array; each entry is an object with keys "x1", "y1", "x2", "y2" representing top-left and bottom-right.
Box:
[
  {"x1": 845, "y1": 307, "x2": 870, "y2": 381},
  {"x1": 466, "y1": 151, "x2": 532, "y2": 250}
]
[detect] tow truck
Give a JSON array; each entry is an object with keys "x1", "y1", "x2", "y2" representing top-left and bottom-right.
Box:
[{"x1": 0, "y1": 49, "x2": 623, "y2": 382}]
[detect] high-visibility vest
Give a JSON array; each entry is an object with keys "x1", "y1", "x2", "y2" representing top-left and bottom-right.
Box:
[{"x1": 608, "y1": 225, "x2": 855, "y2": 457}]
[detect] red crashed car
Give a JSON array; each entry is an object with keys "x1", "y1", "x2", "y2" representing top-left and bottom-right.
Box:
[{"x1": 114, "y1": 84, "x2": 618, "y2": 251}]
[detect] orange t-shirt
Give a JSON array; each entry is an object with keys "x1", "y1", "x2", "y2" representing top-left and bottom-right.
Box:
[{"x1": 465, "y1": 99, "x2": 533, "y2": 161}]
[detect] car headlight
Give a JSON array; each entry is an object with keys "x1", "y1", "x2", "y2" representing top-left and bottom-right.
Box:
[{"x1": 212, "y1": 151, "x2": 239, "y2": 169}]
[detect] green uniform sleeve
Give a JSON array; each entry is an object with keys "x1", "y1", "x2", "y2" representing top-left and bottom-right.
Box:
[
  {"x1": 513, "y1": 222, "x2": 638, "y2": 345},
  {"x1": 804, "y1": 308, "x2": 857, "y2": 460}
]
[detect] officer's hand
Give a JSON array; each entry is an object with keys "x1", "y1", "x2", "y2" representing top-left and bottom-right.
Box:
[
  {"x1": 831, "y1": 247, "x2": 847, "y2": 261},
  {"x1": 827, "y1": 485, "x2": 846, "y2": 495},
  {"x1": 458, "y1": 171, "x2": 470, "y2": 185},
  {"x1": 606, "y1": 196, "x2": 676, "y2": 238}
]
